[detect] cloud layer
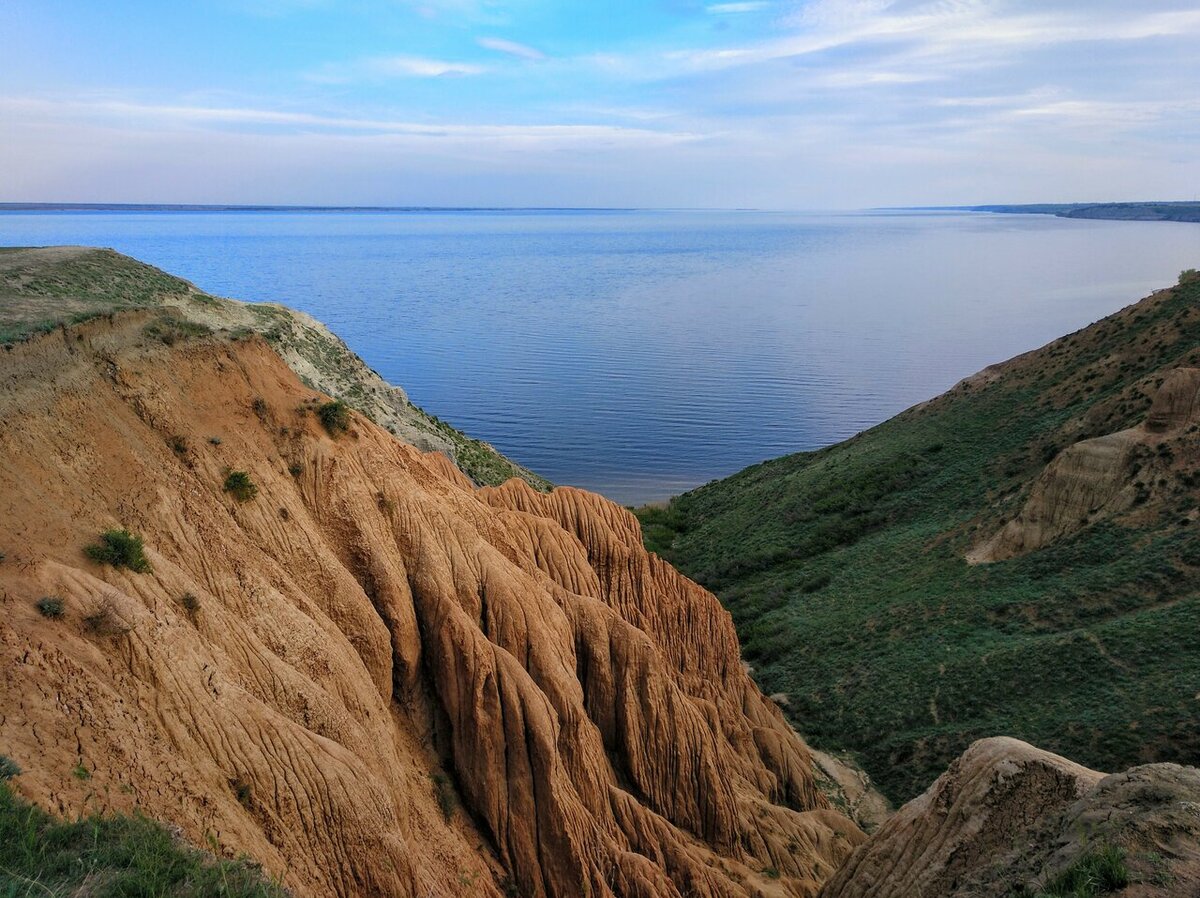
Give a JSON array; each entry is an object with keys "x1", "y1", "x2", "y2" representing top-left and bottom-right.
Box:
[{"x1": 2, "y1": 0, "x2": 1198, "y2": 206}]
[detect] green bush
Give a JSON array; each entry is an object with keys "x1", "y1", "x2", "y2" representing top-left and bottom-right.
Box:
[
  {"x1": 317, "y1": 400, "x2": 350, "y2": 436},
  {"x1": 224, "y1": 470, "x2": 259, "y2": 503},
  {"x1": 35, "y1": 596, "x2": 65, "y2": 618},
  {"x1": 85, "y1": 529, "x2": 152, "y2": 573}
]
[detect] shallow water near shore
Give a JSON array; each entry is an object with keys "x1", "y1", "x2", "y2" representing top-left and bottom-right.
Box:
[{"x1": 2, "y1": 208, "x2": 1198, "y2": 504}]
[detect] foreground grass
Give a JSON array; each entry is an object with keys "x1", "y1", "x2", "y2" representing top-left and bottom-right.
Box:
[
  {"x1": 639, "y1": 271, "x2": 1200, "y2": 802},
  {"x1": 0, "y1": 782, "x2": 285, "y2": 898}
]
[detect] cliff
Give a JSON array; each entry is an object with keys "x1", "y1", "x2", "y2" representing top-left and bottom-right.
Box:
[
  {"x1": 0, "y1": 308, "x2": 862, "y2": 897},
  {"x1": 0, "y1": 246, "x2": 549, "y2": 490}
]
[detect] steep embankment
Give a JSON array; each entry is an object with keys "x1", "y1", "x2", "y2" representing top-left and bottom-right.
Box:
[
  {"x1": 0, "y1": 311, "x2": 862, "y2": 898},
  {"x1": 0, "y1": 246, "x2": 548, "y2": 489},
  {"x1": 638, "y1": 269, "x2": 1200, "y2": 803}
]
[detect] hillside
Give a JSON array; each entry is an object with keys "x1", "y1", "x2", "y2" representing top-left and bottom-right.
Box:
[
  {"x1": 0, "y1": 305, "x2": 864, "y2": 898},
  {"x1": 638, "y1": 269, "x2": 1200, "y2": 803},
  {"x1": 0, "y1": 246, "x2": 549, "y2": 490}
]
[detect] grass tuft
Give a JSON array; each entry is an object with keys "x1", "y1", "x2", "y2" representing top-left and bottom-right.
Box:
[{"x1": 35, "y1": 596, "x2": 65, "y2": 618}]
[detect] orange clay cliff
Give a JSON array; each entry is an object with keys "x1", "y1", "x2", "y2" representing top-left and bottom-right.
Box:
[{"x1": 0, "y1": 310, "x2": 863, "y2": 898}]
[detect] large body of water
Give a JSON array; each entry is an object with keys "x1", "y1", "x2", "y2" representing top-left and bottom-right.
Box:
[{"x1": 2, "y1": 208, "x2": 1198, "y2": 504}]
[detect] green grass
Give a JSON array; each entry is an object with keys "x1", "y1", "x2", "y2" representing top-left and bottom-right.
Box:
[
  {"x1": 85, "y1": 530, "x2": 152, "y2": 574},
  {"x1": 638, "y1": 272, "x2": 1200, "y2": 802},
  {"x1": 1017, "y1": 845, "x2": 1129, "y2": 898},
  {"x1": 0, "y1": 781, "x2": 286, "y2": 897}
]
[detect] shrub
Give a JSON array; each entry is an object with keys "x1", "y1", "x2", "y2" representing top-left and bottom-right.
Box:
[
  {"x1": 169, "y1": 434, "x2": 189, "y2": 455},
  {"x1": 0, "y1": 755, "x2": 20, "y2": 780},
  {"x1": 85, "y1": 529, "x2": 152, "y2": 573},
  {"x1": 36, "y1": 596, "x2": 65, "y2": 618},
  {"x1": 209, "y1": 436, "x2": 223, "y2": 445},
  {"x1": 317, "y1": 400, "x2": 350, "y2": 436},
  {"x1": 224, "y1": 471, "x2": 259, "y2": 502},
  {"x1": 82, "y1": 594, "x2": 130, "y2": 636},
  {"x1": 252, "y1": 397, "x2": 269, "y2": 419},
  {"x1": 180, "y1": 592, "x2": 201, "y2": 616}
]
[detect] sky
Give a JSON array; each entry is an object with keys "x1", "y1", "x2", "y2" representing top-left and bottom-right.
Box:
[{"x1": 2, "y1": 0, "x2": 1199, "y2": 208}]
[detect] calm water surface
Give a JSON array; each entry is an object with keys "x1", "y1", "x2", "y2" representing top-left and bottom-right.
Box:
[{"x1": 2, "y1": 209, "x2": 1198, "y2": 504}]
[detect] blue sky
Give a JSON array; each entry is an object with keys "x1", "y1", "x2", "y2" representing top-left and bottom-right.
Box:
[{"x1": 2, "y1": 0, "x2": 1199, "y2": 206}]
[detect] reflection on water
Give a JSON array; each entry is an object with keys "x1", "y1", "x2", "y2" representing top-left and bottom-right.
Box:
[{"x1": 2, "y1": 208, "x2": 1197, "y2": 504}]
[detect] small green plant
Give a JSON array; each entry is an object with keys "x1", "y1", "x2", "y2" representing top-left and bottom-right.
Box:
[
  {"x1": 431, "y1": 772, "x2": 457, "y2": 821},
  {"x1": 85, "y1": 529, "x2": 152, "y2": 573},
  {"x1": 180, "y1": 592, "x2": 201, "y2": 616},
  {"x1": 209, "y1": 436, "x2": 223, "y2": 445},
  {"x1": 317, "y1": 400, "x2": 350, "y2": 436},
  {"x1": 224, "y1": 470, "x2": 259, "y2": 502},
  {"x1": 36, "y1": 596, "x2": 65, "y2": 618},
  {"x1": 72, "y1": 762, "x2": 92, "y2": 782},
  {"x1": 0, "y1": 755, "x2": 20, "y2": 780}
]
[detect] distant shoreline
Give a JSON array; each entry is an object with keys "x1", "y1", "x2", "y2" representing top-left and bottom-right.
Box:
[
  {"x1": 0, "y1": 203, "x2": 644, "y2": 213},
  {"x1": 900, "y1": 201, "x2": 1200, "y2": 224}
]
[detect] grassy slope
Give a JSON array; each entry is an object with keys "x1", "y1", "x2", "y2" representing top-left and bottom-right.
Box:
[
  {"x1": 0, "y1": 780, "x2": 285, "y2": 898},
  {"x1": 0, "y1": 247, "x2": 549, "y2": 490},
  {"x1": 639, "y1": 270, "x2": 1200, "y2": 802}
]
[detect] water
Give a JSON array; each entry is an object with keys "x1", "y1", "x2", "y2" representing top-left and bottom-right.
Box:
[{"x1": 2, "y1": 208, "x2": 1198, "y2": 504}]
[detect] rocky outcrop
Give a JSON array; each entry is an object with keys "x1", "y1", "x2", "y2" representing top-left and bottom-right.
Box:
[
  {"x1": 972, "y1": 367, "x2": 1200, "y2": 561},
  {"x1": 0, "y1": 312, "x2": 861, "y2": 898},
  {"x1": 820, "y1": 737, "x2": 1200, "y2": 898}
]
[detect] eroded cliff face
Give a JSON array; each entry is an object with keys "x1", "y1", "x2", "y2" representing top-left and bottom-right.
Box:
[
  {"x1": 972, "y1": 367, "x2": 1200, "y2": 562},
  {"x1": 820, "y1": 737, "x2": 1200, "y2": 898},
  {"x1": 0, "y1": 312, "x2": 862, "y2": 898}
]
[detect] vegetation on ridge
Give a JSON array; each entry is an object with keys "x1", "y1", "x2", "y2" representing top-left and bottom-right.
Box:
[
  {"x1": 639, "y1": 270, "x2": 1200, "y2": 802},
  {"x1": 0, "y1": 246, "x2": 550, "y2": 491}
]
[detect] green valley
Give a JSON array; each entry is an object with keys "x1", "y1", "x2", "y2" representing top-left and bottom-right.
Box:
[{"x1": 638, "y1": 270, "x2": 1200, "y2": 802}]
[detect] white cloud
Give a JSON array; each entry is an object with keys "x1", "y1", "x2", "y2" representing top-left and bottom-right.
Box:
[
  {"x1": 477, "y1": 36, "x2": 545, "y2": 60},
  {"x1": 306, "y1": 54, "x2": 485, "y2": 82},
  {"x1": 706, "y1": 2, "x2": 769, "y2": 13},
  {"x1": 365, "y1": 55, "x2": 485, "y2": 77},
  {"x1": 0, "y1": 95, "x2": 701, "y2": 149}
]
